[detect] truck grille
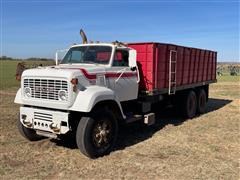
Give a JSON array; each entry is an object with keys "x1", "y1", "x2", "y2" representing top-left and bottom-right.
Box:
[
  {"x1": 23, "y1": 78, "x2": 68, "y2": 101},
  {"x1": 33, "y1": 112, "x2": 53, "y2": 131}
]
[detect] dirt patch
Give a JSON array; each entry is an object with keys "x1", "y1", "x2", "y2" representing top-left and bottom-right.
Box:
[{"x1": 0, "y1": 80, "x2": 239, "y2": 179}]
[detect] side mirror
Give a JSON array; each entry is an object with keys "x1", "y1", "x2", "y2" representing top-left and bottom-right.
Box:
[
  {"x1": 55, "y1": 49, "x2": 69, "y2": 65},
  {"x1": 128, "y1": 49, "x2": 137, "y2": 68},
  {"x1": 55, "y1": 52, "x2": 59, "y2": 65}
]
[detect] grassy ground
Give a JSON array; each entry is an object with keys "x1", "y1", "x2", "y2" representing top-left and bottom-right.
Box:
[
  {"x1": 0, "y1": 61, "x2": 239, "y2": 179},
  {"x1": 0, "y1": 60, "x2": 54, "y2": 90},
  {"x1": 217, "y1": 74, "x2": 240, "y2": 82}
]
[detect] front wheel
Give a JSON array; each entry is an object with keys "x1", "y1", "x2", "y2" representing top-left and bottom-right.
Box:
[{"x1": 76, "y1": 108, "x2": 118, "y2": 158}]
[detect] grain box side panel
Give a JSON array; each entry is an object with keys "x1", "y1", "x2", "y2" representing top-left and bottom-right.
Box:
[
  {"x1": 207, "y1": 51, "x2": 212, "y2": 81},
  {"x1": 189, "y1": 49, "x2": 196, "y2": 83},
  {"x1": 205, "y1": 51, "x2": 210, "y2": 81},
  {"x1": 209, "y1": 51, "x2": 214, "y2": 80},
  {"x1": 157, "y1": 44, "x2": 168, "y2": 89},
  {"x1": 128, "y1": 44, "x2": 148, "y2": 91},
  {"x1": 193, "y1": 49, "x2": 200, "y2": 83},
  {"x1": 156, "y1": 44, "x2": 168, "y2": 90},
  {"x1": 129, "y1": 42, "x2": 217, "y2": 94},
  {"x1": 146, "y1": 43, "x2": 155, "y2": 91},
  {"x1": 191, "y1": 49, "x2": 198, "y2": 84},
  {"x1": 212, "y1": 52, "x2": 217, "y2": 80},
  {"x1": 182, "y1": 47, "x2": 191, "y2": 84},
  {"x1": 207, "y1": 51, "x2": 213, "y2": 81},
  {"x1": 176, "y1": 46, "x2": 184, "y2": 86},
  {"x1": 128, "y1": 43, "x2": 155, "y2": 92},
  {"x1": 197, "y1": 50, "x2": 204, "y2": 82}
]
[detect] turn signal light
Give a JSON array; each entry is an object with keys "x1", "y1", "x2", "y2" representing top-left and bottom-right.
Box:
[{"x1": 71, "y1": 78, "x2": 78, "y2": 85}]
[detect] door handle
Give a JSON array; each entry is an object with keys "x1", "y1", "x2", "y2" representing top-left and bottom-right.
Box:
[{"x1": 115, "y1": 68, "x2": 127, "y2": 83}]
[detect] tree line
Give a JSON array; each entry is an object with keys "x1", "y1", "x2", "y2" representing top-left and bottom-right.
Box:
[{"x1": 0, "y1": 56, "x2": 53, "y2": 61}]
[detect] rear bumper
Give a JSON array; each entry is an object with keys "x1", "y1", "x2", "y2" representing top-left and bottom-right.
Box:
[{"x1": 20, "y1": 107, "x2": 70, "y2": 134}]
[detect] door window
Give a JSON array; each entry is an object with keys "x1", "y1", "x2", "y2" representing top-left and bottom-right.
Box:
[{"x1": 112, "y1": 50, "x2": 129, "y2": 67}]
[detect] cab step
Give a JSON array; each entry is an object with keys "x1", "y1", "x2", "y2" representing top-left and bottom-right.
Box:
[{"x1": 125, "y1": 113, "x2": 155, "y2": 126}]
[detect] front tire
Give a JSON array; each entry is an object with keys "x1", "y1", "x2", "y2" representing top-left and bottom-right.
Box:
[
  {"x1": 17, "y1": 118, "x2": 43, "y2": 141},
  {"x1": 76, "y1": 108, "x2": 118, "y2": 158}
]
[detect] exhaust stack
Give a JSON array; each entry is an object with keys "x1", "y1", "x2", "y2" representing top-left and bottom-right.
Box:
[{"x1": 80, "y1": 29, "x2": 88, "y2": 44}]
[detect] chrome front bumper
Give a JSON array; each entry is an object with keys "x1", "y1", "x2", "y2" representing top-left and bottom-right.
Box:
[{"x1": 20, "y1": 107, "x2": 70, "y2": 134}]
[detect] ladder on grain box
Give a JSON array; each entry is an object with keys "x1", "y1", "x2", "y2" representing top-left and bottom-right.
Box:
[{"x1": 168, "y1": 50, "x2": 177, "y2": 95}]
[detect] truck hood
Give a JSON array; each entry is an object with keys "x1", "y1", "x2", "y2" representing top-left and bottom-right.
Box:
[{"x1": 22, "y1": 64, "x2": 106, "y2": 80}]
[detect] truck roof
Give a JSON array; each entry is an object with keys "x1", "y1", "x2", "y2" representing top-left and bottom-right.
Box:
[{"x1": 71, "y1": 43, "x2": 127, "y2": 48}]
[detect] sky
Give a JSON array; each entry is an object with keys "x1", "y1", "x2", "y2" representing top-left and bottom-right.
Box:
[{"x1": 1, "y1": 0, "x2": 239, "y2": 61}]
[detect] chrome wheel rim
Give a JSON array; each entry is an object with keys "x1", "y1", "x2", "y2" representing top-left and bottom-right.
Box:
[{"x1": 92, "y1": 119, "x2": 112, "y2": 149}]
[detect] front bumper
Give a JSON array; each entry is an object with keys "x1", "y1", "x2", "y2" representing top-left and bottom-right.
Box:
[{"x1": 20, "y1": 107, "x2": 70, "y2": 134}]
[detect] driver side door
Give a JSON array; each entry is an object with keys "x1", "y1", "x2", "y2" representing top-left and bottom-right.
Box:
[{"x1": 106, "y1": 49, "x2": 138, "y2": 102}]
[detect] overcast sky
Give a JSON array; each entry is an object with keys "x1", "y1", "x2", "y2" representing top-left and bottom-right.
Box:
[{"x1": 1, "y1": 0, "x2": 239, "y2": 61}]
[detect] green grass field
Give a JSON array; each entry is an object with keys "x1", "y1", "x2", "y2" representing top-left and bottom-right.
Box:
[
  {"x1": 217, "y1": 74, "x2": 240, "y2": 82},
  {"x1": 0, "y1": 60, "x2": 54, "y2": 90}
]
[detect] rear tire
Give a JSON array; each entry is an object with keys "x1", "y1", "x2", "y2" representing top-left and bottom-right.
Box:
[
  {"x1": 197, "y1": 89, "x2": 207, "y2": 114},
  {"x1": 17, "y1": 118, "x2": 43, "y2": 141},
  {"x1": 182, "y1": 90, "x2": 197, "y2": 119},
  {"x1": 76, "y1": 108, "x2": 118, "y2": 158}
]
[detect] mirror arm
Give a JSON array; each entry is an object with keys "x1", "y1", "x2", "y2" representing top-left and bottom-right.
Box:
[
  {"x1": 130, "y1": 66, "x2": 136, "y2": 71},
  {"x1": 136, "y1": 65, "x2": 140, "y2": 83},
  {"x1": 115, "y1": 68, "x2": 127, "y2": 83}
]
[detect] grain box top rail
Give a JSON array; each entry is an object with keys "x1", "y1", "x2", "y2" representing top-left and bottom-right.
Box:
[{"x1": 127, "y1": 42, "x2": 217, "y2": 53}]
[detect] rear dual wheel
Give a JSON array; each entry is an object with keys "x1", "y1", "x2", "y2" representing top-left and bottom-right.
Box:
[
  {"x1": 182, "y1": 90, "x2": 197, "y2": 119},
  {"x1": 197, "y1": 89, "x2": 207, "y2": 114},
  {"x1": 181, "y1": 88, "x2": 207, "y2": 118}
]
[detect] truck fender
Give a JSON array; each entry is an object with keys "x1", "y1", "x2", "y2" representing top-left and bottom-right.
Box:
[
  {"x1": 14, "y1": 88, "x2": 23, "y2": 104},
  {"x1": 69, "y1": 86, "x2": 126, "y2": 119}
]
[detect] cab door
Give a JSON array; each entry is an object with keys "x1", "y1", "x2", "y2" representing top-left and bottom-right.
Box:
[{"x1": 106, "y1": 48, "x2": 138, "y2": 102}]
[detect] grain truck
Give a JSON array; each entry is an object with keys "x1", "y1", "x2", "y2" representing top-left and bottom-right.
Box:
[{"x1": 14, "y1": 30, "x2": 217, "y2": 158}]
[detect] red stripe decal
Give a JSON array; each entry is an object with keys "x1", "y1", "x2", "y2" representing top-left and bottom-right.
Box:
[
  {"x1": 79, "y1": 68, "x2": 97, "y2": 80},
  {"x1": 60, "y1": 68, "x2": 137, "y2": 80}
]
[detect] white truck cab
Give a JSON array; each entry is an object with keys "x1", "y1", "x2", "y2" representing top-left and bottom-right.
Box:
[{"x1": 15, "y1": 43, "x2": 140, "y2": 158}]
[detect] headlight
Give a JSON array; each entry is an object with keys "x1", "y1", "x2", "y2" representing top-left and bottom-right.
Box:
[
  {"x1": 24, "y1": 87, "x2": 32, "y2": 97},
  {"x1": 58, "y1": 90, "x2": 67, "y2": 101}
]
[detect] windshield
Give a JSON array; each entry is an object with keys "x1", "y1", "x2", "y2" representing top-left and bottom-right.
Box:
[{"x1": 61, "y1": 46, "x2": 112, "y2": 65}]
